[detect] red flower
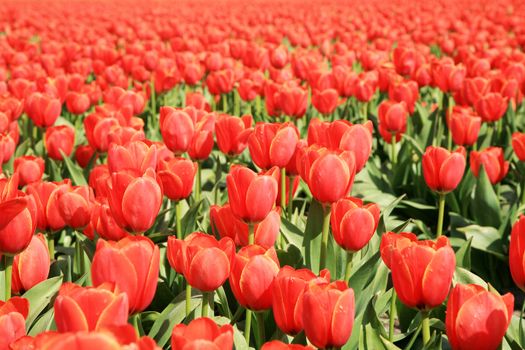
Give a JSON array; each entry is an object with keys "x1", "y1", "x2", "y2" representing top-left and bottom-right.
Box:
[
  {"x1": 509, "y1": 216, "x2": 525, "y2": 290},
  {"x1": 65, "y1": 92, "x2": 90, "y2": 115},
  {"x1": 171, "y1": 317, "x2": 233, "y2": 350},
  {"x1": 378, "y1": 100, "x2": 408, "y2": 140},
  {"x1": 422, "y1": 146, "x2": 466, "y2": 193},
  {"x1": 512, "y1": 132, "x2": 525, "y2": 161},
  {"x1": 449, "y1": 109, "x2": 481, "y2": 146},
  {"x1": 107, "y1": 141, "x2": 158, "y2": 175},
  {"x1": 159, "y1": 107, "x2": 195, "y2": 155},
  {"x1": 311, "y1": 88, "x2": 339, "y2": 115},
  {"x1": 474, "y1": 92, "x2": 508, "y2": 123},
  {"x1": 215, "y1": 114, "x2": 253, "y2": 156},
  {"x1": 0, "y1": 297, "x2": 29, "y2": 349},
  {"x1": 13, "y1": 156, "x2": 45, "y2": 186},
  {"x1": 446, "y1": 284, "x2": 513, "y2": 350},
  {"x1": 157, "y1": 157, "x2": 197, "y2": 201},
  {"x1": 45, "y1": 125, "x2": 75, "y2": 161},
  {"x1": 248, "y1": 122, "x2": 300, "y2": 169},
  {"x1": 11, "y1": 234, "x2": 49, "y2": 294},
  {"x1": 470, "y1": 147, "x2": 509, "y2": 185},
  {"x1": 25, "y1": 92, "x2": 61, "y2": 128}
]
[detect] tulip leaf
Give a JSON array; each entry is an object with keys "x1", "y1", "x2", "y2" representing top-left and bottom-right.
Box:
[
  {"x1": 280, "y1": 218, "x2": 305, "y2": 250},
  {"x1": 181, "y1": 199, "x2": 203, "y2": 236},
  {"x1": 457, "y1": 225, "x2": 505, "y2": 260},
  {"x1": 377, "y1": 194, "x2": 406, "y2": 234},
  {"x1": 23, "y1": 275, "x2": 63, "y2": 328},
  {"x1": 148, "y1": 289, "x2": 202, "y2": 347},
  {"x1": 454, "y1": 237, "x2": 472, "y2": 269},
  {"x1": 214, "y1": 316, "x2": 250, "y2": 350},
  {"x1": 276, "y1": 244, "x2": 303, "y2": 269},
  {"x1": 471, "y1": 166, "x2": 501, "y2": 228},
  {"x1": 453, "y1": 267, "x2": 487, "y2": 287},
  {"x1": 28, "y1": 308, "x2": 55, "y2": 336},
  {"x1": 302, "y1": 199, "x2": 325, "y2": 272},
  {"x1": 59, "y1": 150, "x2": 87, "y2": 186}
]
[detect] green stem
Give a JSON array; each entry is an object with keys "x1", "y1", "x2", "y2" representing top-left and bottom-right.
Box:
[
  {"x1": 202, "y1": 291, "x2": 213, "y2": 318},
  {"x1": 344, "y1": 251, "x2": 354, "y2": 282},
  {"x1": 222, "y1": 94, "x2": 228, "y2": 112},
  {"x1": 256, "y1": 312, "x2": 265, "y2": 349},
  {"x1": 48, "y1": 233, "x2": 55, "y2": 261},
  {"x1": 391, "y1": 135, "x2": 397, "y2": 167},
  {"x1": 131, "y1": 313, "x2": 141, "y2": 336},
  {"x1": 255, "y1": 96, "x2": 261, "y2": 120},
  {"x1": 185, "y1": 283, "x2": 191, "y2": 317},
  {"x1": 245, "y1": 309, "x2": 252, "y2": 345},
  {"x1": 195, "y1": 162, "x2": 201, "y2": 204},
  {"x1": 280, "y1": 168, "x2": 286, "y2": 211},
  {"x1": 319, "y1": 205, "x2": 332, "y2": 270},
  {"x1": 234, "y1": 90, "x2": 240, "y2": 116},
  {"x1": 521, "y1": 175, "x2": 525, "y2": 205},
  {"x1": 287, "y1": 176, "x2": 294, "y2": 218},
  {"x1": 248, "y1": 223, "x2": 255, "y2": 245},
  {"x1": 405, "y1": 324, "x2": 422, "y2": 350},
  {"x1": 389, "y1": 289, "x2": 397, "y2": 341},
  {"x1": 150, "y1": 80, "x2": 156, "y2": 119},
  {"x1": 436, "y1": 193, "x2": 446, "y2": 237},
  {"x1": 520, "y1": 297, "x2": 525, "y2": 345},
  {"x1": 176, "y1": 201, "x2": 183, "y2": 239},
  {"x1": 421, "y1": 311, "x2": 431, "y2": 345},
  {"x1": 230, "y1": 306, "x2": 244, "y2": 324},
  {"x1": 4, "y1": 255, "x2": 13, "y2": 301}
]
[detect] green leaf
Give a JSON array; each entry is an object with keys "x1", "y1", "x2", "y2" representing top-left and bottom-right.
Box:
[
  {"x1": 181, "y1": 200, "x2": 203, "y2": 236},
  {"x1": 277, "y1": 244, "x2": 303, "y2": 269},
  {"x1": 28, "y1": 308, "x2": 55, "y2": 336},
  {"x1": 455, "y1": 237, "x2": 472, "y2": 269},
  {"x1": 59, "y1": 150, "x2": 87, "y2": 186},
  {"x1": 302, "y1": 199, "x2": 325, "y2": 272},
  {"x1": 377, "y1": 194, "x2": 406, "y2": 234},
  {"x1": 457, "y1": 225, "x2": 505, "y2": 260},
  {"x1": 471, "y1": 166, "x2": 501, "y2": 228},
  {"x1": 23, "y1": 276, "x2": 63, "y2": 328},
  {"x1": 148, "y1": 289, "x2": 201, "y2": 347},
  {"x1": 453, "y1": 267, "x2": 487, "y2": 287}
]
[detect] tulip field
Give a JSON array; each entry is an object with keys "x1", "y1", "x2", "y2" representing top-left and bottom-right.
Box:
[{"x1": 2, "y1": 0, "x2": 525, "y2": 349}]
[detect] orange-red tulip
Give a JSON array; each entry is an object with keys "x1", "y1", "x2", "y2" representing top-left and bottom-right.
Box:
[
  {"x1": 171, "y1": 317, "x2": 233, "y2": 350},
  {"x1": 45, "y1": 125, "x2": 75, "y2": 161},
  {"x1": 0, "y1": 297, "x2": 29, "y2": 350},
  {"x1": 107, "y1": 141, "x2": 157, "y2": 175},
  {"x1": 512, "y1": 132, "x2": 525, "y2": 161},
  {"x1": 509, "y1": 216, "x2": 525, "y2": 290},
  {"x1": 261, "y1": 341, "x2": 314, "y2": 350},
  {"x1": 11, "y1": 234, "x2": 49, "y2": 294},
  {"x1": 470, "y1": 147, "x2": 509, "y2": 185},
  {"x1": 157, "y1": 157, "x2": 197, "y2": 201},
  {"x1": 422, "y1": 146, "x2": 466, "y2": 193},
  {"x1": 248, "y1": 122, "x2": 300, "y2": 169},
  {"x1": 215, "y1": 114, "x2": 253, "y2": 156},
  {"x1": 13, "y1": 156, "x2": 45, "y2": 187}
]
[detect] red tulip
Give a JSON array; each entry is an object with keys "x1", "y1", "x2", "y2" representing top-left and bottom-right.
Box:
[
  {"x1": 0, "y1": 174, "x2": 37, "y2": 255},
  {"x1": 312, "y1": 88, "x2": 339, "y2": 115},
  {"x1": 331, "y1": 197, "x2": 380, "y2": 252},
  {"x1": 445, "y1": 284, "x2": 513, "y2": 350},
  {"x1": 449, "y1": 110, "x2": 481, "y2": 146},
  {"x1": 188, "y1": 111, "x2": 215, "y2": 161},
  {"x1": 88, "y1": 201, "x2": 130, "y2": 241},
  {"x1": 159, "y1": 107, "x2": 194, "y2": 155},
  {"x1": 185, "y1": 92, "x2": 211, "y2": 111},
  {"x1": 272, "y1": 266, "x2": 330, "y2": 335},
  {"x1": 107, "y1": 168, "x2": 162, "y2": 233},
  {"x1": 0, "y1": 297, "x2": 29, "y2": 350},
  {"x1": 91, "y1": 236, "x2": 160, "y2": 313},
  {"x1": 475, "y1": 92, "x2": 508, "y2": 123},
  {"x1": 215, "y1": 114, "x2": 253, "y2": 157},
  {"x1": 432, "y1": 62, "x2": 466, "y2": 93},
  {"x1": 470, "y1": 147, "x2": 509, "y2": 185},
  {"x1": 25, "y1": 92, "x2": 61, "y2": 128},
  {"x1": 107, "y1": 141, "x2": 157, "y2": 175},
  {"x1": 57, "y1": 185, "x2": 95, "y2": 229},
  {"x1": 45, "y1": 125, "x2": 75, "y2": 161},
  {"x1": 226, "y1": 165, "x2": 279, "y2": 223},
  {"x1": 509, "y1": 216, "x2": 525, "y2": 290},
  {"x1": 0, "y1": 130, "x2": 17, "y2": 165},
  {"x1": 389, "y1": 79, "x2": 418, "y2": 114},
  {"x1": 156, "y1": 157, "x2": 197, "y2": 201},
  {"x1": 229, "y1": 245, "x2": 280, "y2": 311},
  {"x1": 386, "y1": 235, "x2": 455, "y2": 309},
  {"x1": 248, "y1": 122, "x2": 300, "y2": 169},
  {"x1": 261, "y1": 341, "x2": 314, "y2": 350},
  {"x1": 25, "y1": 180, "x2": 70, "y2": 232},
  {"x1": 171, "y1": 317, "x2": 233, "y2": 350},
  {"x1": 167, "y1": 232, "x2": 235, "y2": 292},
  {"x1": 88, "y1": 165, "x2": 111, "y2": 199},
  {"x1": 512, "y1": 132, "x2": 525, "y2": 161},
  {"x1": 302, "y1": 278, "x2": 355, "y2": 349},
  {"x1": 422, "y1": 146, "x2": 466, "y2": 193},
  {"x1": 270, "y1": 46, "x2": 288, "y2": 69},
  {"x1": 379, "y1": 231, "x2": 418, "y2": 268},
  {"x1": 279, "y1": 86, "x2": 308, "y2": 118},
  {"x1": 14, "y1": 156, "x2": 45, "y2": 186},
  {"x1": 65, "y1": 92, "x2": 90, "y2": 115},
  {"x1": 11, "y1": 234, "x2": 49, "y2": 294},
  {"x1": 298, "y1": 146, "x2": 356, "y2": 204},
  {"x1": 378, "y1": 100, "x2": 408, "y2": 141},
  {"x1": 54, "y1": 282, "x2": 129, "y2": 332},
  {"x1": 210, "y1": 204, "x2": 280, "y2": 248}
]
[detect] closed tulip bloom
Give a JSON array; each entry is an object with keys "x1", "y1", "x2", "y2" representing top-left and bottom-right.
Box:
[
  {"x1": 307, "y1": 119, "x2": 353, "y2": 150},
  {"x1": 261, "y1": 341, "x2": 314, "y2": 350},
  {"x1": 449, "y1": 111, "x2": 481, "y2": 146},
  {"x1": 312, "y1": 88, "x2": 339, "y2": 115},
  {"x1": 58, "y1": 185, "x2": 95, "y2": 229},
  {"x1": 331, "y1": 197, "x2": 380, "y2": 252},
  {"x1": 379, "y1": 231, "x2": 418, "y2": 269},
  {"x1": 302, "y1": 279, "x2": 355, "y2": 349},
  {"x1": 338, "y1": 122, "x2": 374, "y2": 172},
  {"x1": 509, "y1": 216, "x2": 525, "y2": 290},
  {"x1": 65, "y1": 92, "x2": 90, "y2": 115},
  {"x1": 0, "y1": 131, "x2": 17, "y2": 165},
  {"x1": 470, "y1": 147, "x2": 509, "y2": 185},
  {"x1": 446, "y1": 284, "x2": 513, "y2": 350},
  {"x1": 45, "y1": 125, "x2": 75, "y2": 161},
  {"x1": 0, "y1": 174, "x2": 37, "y2": 255},
  {"x1": 229, "y1": 245, "x2": 280, "y2": 311},
  {"x1": 159, "y1": 106, "x2": 195, "y2": 155},
  {"x1": 26, "y1": 180, "x2": 69, "y2": 232},
  {"x1": 167, "y1": 232, "x2": 235, "y2": 292},
  {"x1": 54, "y1": 282, "x2": 129, "y2": 332},
  {"x1": 299, "y1": 146, "x2": 356, "y2": 204},
  {"x1": 226, "y1": 165, "x2": 279, "y2": 223},
  {"x1": 279, "y1": 86, "x2": 308, "y2": 118},
  {"x1": 25, "y1": 92, "x2": 61, "y2": 128},
  {"x1": 88, "y1": 202, "x2": 130, "y2": 242},
  {"x1": 188, "y1": 111, "x2": 215, "y2": 161},
  {"x1": 422, "y1": 146, "x2": 466, "y2": 193},
  {"x1": 215, "y1": 114, "x2": 253, "y2": 156},
  {"x1": 14, "y1": 156, "x2": 45, "y2": 186},
  {"x1": 475, "y1": 92, "x2": 508, "y2": 123},
  {"x1": 157, "y1": 157, "x2": 197, "y2": 201},
  {"x1": 171, "y1": 317, "x2": 233, "y2": 350},
  {"x1": 378, "y1": 100, "x2": 408, "y2": 138},
  {"x1": 248, "y1": 122, "x2": 300, "y2": 169},
  {"x1": 272, "y1": 266, "x2": 330, "y2": 335},
  {"x1": 91, "y1": 236, "x2": 160, "y2": 313},
  {"x1": 0, "y1": 297, "x2": 29, "y2": 350},
  {"x1": 512, "y1": 132, "x2": 525, "y2": 161},
  {"x1": 390, "y1": 236, "x2": 455, "y2": 309},
  {"x1": 11, "y1": 234, "x2": 49, "y2": 294},
  {"x1": 210, "y1": 204, "x2": 280, "y2": 248},
  {"x1": 107, "y1": 141, "x2": 157, "y2": 175},
  {"x1": 107, "y1": 168, "x2": 162, "y2": 233}
]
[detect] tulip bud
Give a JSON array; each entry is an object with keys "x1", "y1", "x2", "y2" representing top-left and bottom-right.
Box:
[
  {"x1": 159, "y1": 107, "x2": 195, "y2": 155},
  {"x1": 378, "y1": 100, "x2": 408, "y2": 141},
  {"x1": 449, "y1": 109, "x2": 481, "y2": 146},
  {"x1": 261, "y1": 341, "x2": 314, "y2": 350},
  {"x1": 65, "y1": 92, "x2": 90, "y2": 115},
  {"x1": 422, "y1": 146, "x2": 466, "y2": 193}
]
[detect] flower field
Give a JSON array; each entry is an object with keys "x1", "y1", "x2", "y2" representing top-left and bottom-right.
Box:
[{"x1": 1, "y1": 0, "x2": 525, "y2": 349}]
